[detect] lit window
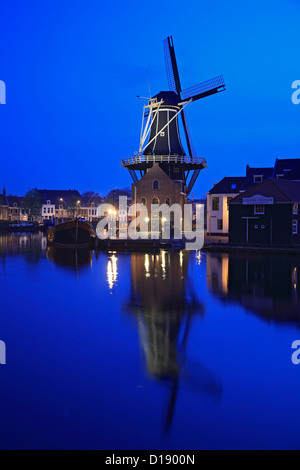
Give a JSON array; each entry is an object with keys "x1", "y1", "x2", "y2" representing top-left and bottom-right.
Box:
[
  {"x1": 293, "y1": 203, "x2": 298, "y2": 215},
  {"x1": 293, "y1": 220, "x2": 298, "y2": 235},
  {"x1": 254, "y1": 205, "x2": 264, "y2": 214},
  {"x1": 227, "y1": 197, "x2": 233, "y2": 210},
  {"x1": 153, "y1": 180, "x2": 159, "y2": 190}
]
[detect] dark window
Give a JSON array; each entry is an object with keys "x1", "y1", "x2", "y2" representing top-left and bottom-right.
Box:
[
  {"x1": 141, "y1": 197, "x2": 146, "y2": 205},
  {"x1": 217, "y1": 219, "x2": 223, "y2": 230},
  {"x1": 254, "y1": 205, "x2": 264, "y2": 215},
  {"x1": 173, "y1": 167, "x2": 179, "y2": 173},
  {"x1": 254, "y1": 175, "x2": 263, "y2": 183},
  {"x1": 152, "y1": 198, "x2": 159, "y2": 205},
  {"x1": 166, "y1": 198, "x2": 170, "y2": 206},
  {"x1": 153, "y1": 180, "x2": 159, "y2": 190},
  {"x1": 212, "y1": 197, "x2": 219, "y2": 211}
]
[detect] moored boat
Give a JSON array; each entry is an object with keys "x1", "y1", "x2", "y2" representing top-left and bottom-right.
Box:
[{"x1": 47, "y1": 219, "x2": 94, "y2": 248}]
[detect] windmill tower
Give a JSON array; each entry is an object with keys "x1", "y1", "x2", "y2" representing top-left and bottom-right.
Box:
[{"x1": 122, "y1": 37, "x2": 225, "y2": 198}]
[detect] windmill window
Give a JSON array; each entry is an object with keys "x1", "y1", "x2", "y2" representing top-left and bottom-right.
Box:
[
  {"x1": 153, "y1": 180, "x2": 159, "y2": 190},
  {"x1": 160, "y1": 131, "x2": 165, "y2": 137}
]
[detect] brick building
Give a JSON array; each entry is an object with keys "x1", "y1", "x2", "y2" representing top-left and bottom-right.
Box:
[{"x1": 131, "y1": 163, "x2": 187, "y2": 232}]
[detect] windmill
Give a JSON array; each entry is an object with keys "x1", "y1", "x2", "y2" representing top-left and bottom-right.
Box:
[{"x1": 122, "y1": 36, "x2": 226, "y2": 196}]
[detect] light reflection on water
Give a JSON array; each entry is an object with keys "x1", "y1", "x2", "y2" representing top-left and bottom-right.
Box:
[{"x1": 1, "y1": 233, "x2": 300, "y2": 449}]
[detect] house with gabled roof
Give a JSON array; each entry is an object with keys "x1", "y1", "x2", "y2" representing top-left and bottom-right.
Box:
[
  {"x1": 228, "y1": 179, "x2": 300, "y2": 245},
  {"x1": 207, "y1": 165, "x2": 273, "y2": 235}
]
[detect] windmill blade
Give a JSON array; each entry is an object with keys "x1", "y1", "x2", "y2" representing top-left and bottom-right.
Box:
[
  {"x1": 163, "y1": 36, "x2": 182, "y2": 94},
  {"x1": 181, "y1": 109, "x2": 197, "y2": 157},
  {"x1": 182, "y1": 75, "x2": 225, "y2": 102}
]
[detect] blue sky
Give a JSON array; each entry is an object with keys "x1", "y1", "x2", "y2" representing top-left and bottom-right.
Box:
[{"x1": 0, "y1": 0, "x2": 300, "y2": 197}]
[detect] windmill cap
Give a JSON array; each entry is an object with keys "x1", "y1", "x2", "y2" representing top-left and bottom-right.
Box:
[{"x1": 151, "y1": 91, "x2": 180, "y2": 106}]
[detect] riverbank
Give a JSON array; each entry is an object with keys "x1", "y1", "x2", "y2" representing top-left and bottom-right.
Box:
[{"x1": 202, "y1": 242, "x2": 300, "y2": 254}]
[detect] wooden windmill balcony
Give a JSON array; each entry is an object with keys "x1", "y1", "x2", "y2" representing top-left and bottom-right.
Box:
[{"x1": 121, "y1": 154, "x2": 208, "y2": 170}]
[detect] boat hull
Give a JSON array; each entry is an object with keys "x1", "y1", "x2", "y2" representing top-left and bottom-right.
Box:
[{"x1": 47, "y1": 220, "x2": 94, "y2": 248}]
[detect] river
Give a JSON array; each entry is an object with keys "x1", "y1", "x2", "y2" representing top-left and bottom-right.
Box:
[{"x1": 0, "y1": 232, "x2": 300, "y2": 449}]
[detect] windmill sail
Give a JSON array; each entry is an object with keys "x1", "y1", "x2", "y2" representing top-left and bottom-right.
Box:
[
  {"x1": 182, "y1": 75, "x2": 225, "y2": 102},
  {"x1": 163, "y1": 36, "x2": 182, "y2": 94}
]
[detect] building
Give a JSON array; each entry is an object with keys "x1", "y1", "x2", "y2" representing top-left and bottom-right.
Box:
[
  {"x1": 131, "y1": 163, "x2": 187, "y2": 232},
  {"x1": 38, "y1": 189, "x2": 102, "y2": 223},
  {"x1": 38, "y1": 189, "x2": 82, "y2": 222},
  {"x1": 272, "y1": 158, "x2": 300, "y2": 180},
  {"x1": 0, "y1": 188, "x2": 26, "y2": 222},
  {"x1": 7, "y1": 196, "x2": 24, "y2": 221},
  {"x1": 207, "y1": 164, "x2": 281, "y2": 236},
  {"x1": 229, "y1": 178, "x2": 300, "y2": 245},
  {"x1": 207, "y1": 177, "x2": 249, "y2": 235},
  {"x1": 0, "y1": 188, "x2": 8, "y2": 221}
]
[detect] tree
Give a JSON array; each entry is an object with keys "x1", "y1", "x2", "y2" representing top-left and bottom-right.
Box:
[
  {"x1": 22, "y1": 188, "x2": 42, "y2": 223},
  {"x1": 105, "y1": 187, "x2": 131, "y2": 206},
  {"x1": 68, "y1": 195, "x2": 80, "y2": 219}
]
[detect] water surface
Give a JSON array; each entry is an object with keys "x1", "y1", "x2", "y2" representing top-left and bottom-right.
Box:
[{"x1": 0, "y1": 233, "x2": 300, "y2": 450}]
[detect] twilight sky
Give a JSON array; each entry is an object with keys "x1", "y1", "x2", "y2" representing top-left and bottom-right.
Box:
[{"x1": 0, "y1": 0, "x2": 300, "y2": 197}]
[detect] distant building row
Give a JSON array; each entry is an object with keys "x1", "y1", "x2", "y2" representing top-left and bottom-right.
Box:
[{"x1": 0, "y1": 189, "x2": 103, "y2": 223}]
